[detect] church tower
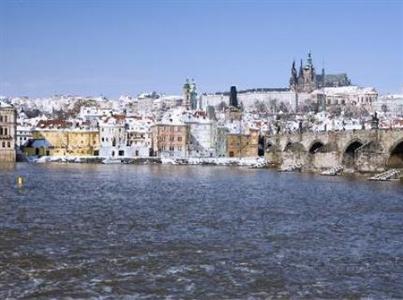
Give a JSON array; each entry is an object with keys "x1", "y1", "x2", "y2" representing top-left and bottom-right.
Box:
[
  {"x1": 290, "y1": 52, "x2": 317, "y2": 93},
  {"x1": 190, "y1": 79, "x2": 198, "y2": 110},
  {"x1": 183, "y1": 79, "x2": 191, "y2": 110}
]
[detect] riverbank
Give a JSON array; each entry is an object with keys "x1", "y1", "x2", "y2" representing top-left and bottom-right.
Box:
[
  {"x1": 18, "y1": 155, "x2": 403, "y2": 182},
  {"x1": 25, "y1": 155, "x2": 268, "y2": 168}
]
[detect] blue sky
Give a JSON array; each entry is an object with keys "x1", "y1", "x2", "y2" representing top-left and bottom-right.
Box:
[{"x1": 0, "y1": 0, "x2": 402, "y2": 97}]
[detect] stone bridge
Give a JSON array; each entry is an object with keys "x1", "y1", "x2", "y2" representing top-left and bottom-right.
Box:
[{"x1": 265, "y1": 129, "x2": 403, "y2": 172}]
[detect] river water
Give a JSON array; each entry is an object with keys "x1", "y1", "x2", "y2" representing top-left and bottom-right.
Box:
[{"x1": 0, "y1": 163, "x2": 402, "y2": 299}]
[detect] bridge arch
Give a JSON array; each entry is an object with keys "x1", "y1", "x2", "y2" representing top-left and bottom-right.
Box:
[
  {"x1": 308, "y1": 140, "x2": 326, "y2": 154},
  {"x1": 387, "y1": 138, "x2": 403, "y2": 168},
  {"x1": 342, "y1": 138, "x2": 364, "y2": 168}
]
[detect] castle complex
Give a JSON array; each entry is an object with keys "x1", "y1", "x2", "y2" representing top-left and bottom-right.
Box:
[{"x1": 290, "y1": 52, "x2": 351, "y2": 93}]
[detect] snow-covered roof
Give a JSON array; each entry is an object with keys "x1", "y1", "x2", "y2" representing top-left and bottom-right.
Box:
[
  {"x1": 321, "y1": 86, "x2": 377, "y2": 95},
  {"x1": 0, "y1": 100, "x2": 12, "y2": 108}
]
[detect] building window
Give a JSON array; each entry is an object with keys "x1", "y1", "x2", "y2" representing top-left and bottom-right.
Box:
[
  {"x1": 4, "y1": 116, "x2": 7, "y2": 122},
  {"x1": 177, "y1": 136, "x2": 182, "y2": 142},
  {"x1": 4, "y1": 128, "x2": 7, "y2": 135},
  {"x1": 7, "y1": 142, "x2": 10, "y2": 148},
  {"x1": 118, "y1": 150, "x2": 124, "y2": 156},
  {"x1": 135, "y1": 150, "x2": 139, "y2": 156}
]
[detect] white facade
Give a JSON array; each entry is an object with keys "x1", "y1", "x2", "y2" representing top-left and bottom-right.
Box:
[
  {"x1": 183, "y1": 111, "x2": 216, "y2": 157},
  {"x1": 16, "y1": 125, "x2": 33, "y2": 147},
  {"x1": 99, "y1": 117, "x2": 127, "y2": 158},
  {"x1": 373, "y1": 94, "x2": 403, "y2": 116},
  {"x1": 99, "y1": 115, "x2": 154, "y2": 158},
  {"x1": 201, "y1": 90, "x2": 301, "y2": 112},
  {"x1": 125, "y1": 117, "x2": 153, "y2": 157},
  {"x1": 314, "y1": 86, "x2": 378, "y2": 110}
]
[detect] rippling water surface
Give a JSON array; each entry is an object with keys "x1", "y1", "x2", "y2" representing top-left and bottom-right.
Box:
[{"x1": 0, "y1": 163, "x2": 402, "y2": 298}]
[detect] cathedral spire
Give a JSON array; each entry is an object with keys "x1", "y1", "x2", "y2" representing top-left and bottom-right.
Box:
[
  {"x1": 299, "y1": 59, "x2": 303, "y2": 78},
  {"x1": 289, "y1": 60, "x2": 298, "y2": 87},
  {"x1": 307, "y1": 51, "x2": 313, "y2": 67}
]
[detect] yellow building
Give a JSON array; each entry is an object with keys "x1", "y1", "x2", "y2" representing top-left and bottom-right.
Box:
[
  {"x1": 23, "y1": 139, "x2": 52, "y2": 156},
  {"x1": 226, "y1": 129, "x2": 259, "y2": 158},
  {"x1": 31, "y1": 129, "x2": 100, "y2": 156}
]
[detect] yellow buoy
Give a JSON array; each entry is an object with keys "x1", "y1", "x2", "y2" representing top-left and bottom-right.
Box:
[{"x1": 16, "y1": 176, "x2": 24, "y2": 186}]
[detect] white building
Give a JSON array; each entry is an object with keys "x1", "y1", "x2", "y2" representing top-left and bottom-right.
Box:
[
  {"x1": 78, "y1": 106, "x2": 105, "y2": 121},
  {"x1": 99, "y1": 115, "x2": 127, "y2": 158},
  {"x1": 313, "y1": 86, "x2": 378, "y2": 111},
  {"x1": 183, "y1": 110, "x2": 216, "y2": 157},
  {"x1": 373, "y1": 94, "x2": 403, "y2": 116},
  {"x1": 125, "y1": 116, "x2": 153, "y2": 157},
  {"x1": 201, "y1": 89, "x2": 303, "y2": 112},
  {"x1": 16, "y1": 125, "x2": 33, "y2": 147}
]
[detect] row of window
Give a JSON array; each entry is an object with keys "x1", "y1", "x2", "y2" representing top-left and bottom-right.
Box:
[
  {"x1": 127, "y1": 141, "x2": 150, "y2": 146},
  {"x1": 161, "y1": 145, "x2": 182, "y2": 151},
  {"x1": 128, "y1": 133, "x2": 145, "y2": 138},
  {"x1": 1, "y1": 141, "x2": 12, "y2": 148},
  {"x1": 0, "y1": 115, "x2": 9, "y2": 123},
  {"x1": 0, "y1": 127, "x2": 9, "y2": 136},
  {"x1": 159, "y1": 126, "x2": 183, "y2": 132},
  {"x1": 110, "y1": 150, "x2": 142, "y2": 157},
  {"x1": 327, "y1": 97, "x2": 374, "y2": 105},
  {"x1": 158, "y1": 136, "x2": 182, "y2": 142},
  {"x1": 101, "y1": 128, "x2": 123, "y2": 132}
]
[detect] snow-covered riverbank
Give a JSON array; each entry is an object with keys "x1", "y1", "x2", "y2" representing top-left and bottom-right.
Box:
[
  {"x1": 26, "y1": 155, "x2": 268, "y2": 168},
  {"x1": 161, "y1": 157, "x2": 267, "y2": 167}
]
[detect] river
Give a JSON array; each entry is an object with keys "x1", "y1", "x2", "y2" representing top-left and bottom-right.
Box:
[{"x1": 0, "y1": 163, "x2": 402, "y2": 298}]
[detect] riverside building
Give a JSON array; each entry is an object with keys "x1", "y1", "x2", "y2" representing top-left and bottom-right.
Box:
[{"x1": 0, "y1": 101, "x2": 17, "y2": 162}]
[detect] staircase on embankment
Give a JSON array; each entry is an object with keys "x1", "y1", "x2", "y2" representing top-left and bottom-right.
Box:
[{"x1": 369, "y1": 169, "x2": 401, "y2": 181}]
